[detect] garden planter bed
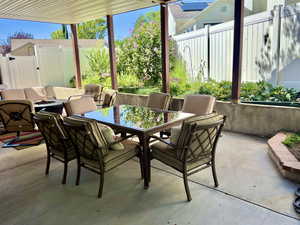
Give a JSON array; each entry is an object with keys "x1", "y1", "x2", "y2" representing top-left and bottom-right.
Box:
[{"x1": 267, "y1": 132, "x2": 300, "y2": 183}]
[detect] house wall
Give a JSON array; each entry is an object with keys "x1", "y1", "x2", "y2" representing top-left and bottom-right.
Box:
[{"x1": 116, "y1": 93, "x2": 300, "y2": 137}]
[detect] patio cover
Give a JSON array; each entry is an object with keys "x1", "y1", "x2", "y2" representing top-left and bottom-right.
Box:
[{"x1": 0, "y1": 0, "x2": 166, "y2": 24}]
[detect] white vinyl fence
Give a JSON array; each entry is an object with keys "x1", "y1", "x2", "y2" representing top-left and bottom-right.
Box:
[
  {"x1": 0, "y1": 45, "x2": 94, "y2": 89},
  {"x1": 174, "y1": 4, "x2": 300, "y2": 90}
]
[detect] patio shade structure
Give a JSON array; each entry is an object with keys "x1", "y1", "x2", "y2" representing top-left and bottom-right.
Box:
[{"x1": 0, "y1": 0, "x2": 244, "y2": 101}]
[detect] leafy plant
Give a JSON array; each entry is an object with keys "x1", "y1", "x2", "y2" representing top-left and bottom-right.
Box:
[
  {"x1": 118, "y1": 11, "x2": 176, "y2": 86},
  {"x1": 198, "y1": 79, "x2": 298, "y2": 102},
  {"x1": 283, "y1": 133, "x2": 300, "y2": 148}
]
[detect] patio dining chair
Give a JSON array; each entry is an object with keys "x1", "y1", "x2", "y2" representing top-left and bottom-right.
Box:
[
  {"x1": 147, "y1": 92, "x2": 171, "y2": 110},
  {"x1": 32, "y1": 111, "x2": 76, "y2": 184},
  {"x1": 64, "y1": 95, "x2": 97, "y2": 116},
  {"x1": 101, "y1": 89, "x2": 118, "y2": 108},
  {"x1": 163, "y1": 94, "x2": 216, "y2": 139},
  {"x1": 63, "y1": 116, "x2": 143, "y2": 198},
  {"x1": 150, "y1": 114, "x2": 226, "y2": 201},
  {"x1": 84, "y1": 84, "x2": 104, "y2": 104},
  {"x1": 0, "y1": 100, "x2": 38, "y2": 147}
]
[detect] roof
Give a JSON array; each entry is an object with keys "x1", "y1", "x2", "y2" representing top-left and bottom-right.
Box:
[
  {"x1": 181, "y1": 2, "x2": 209, "y2": 11},
  {"x1": 11, "y1": 39, "x2": 104, "y2": 50},
  {"x1": 169, "y1": 3, "x2": 202, "y2": 20},
  {"x1": 0, "y1": 0, "x2": 170, "y2": 24}
]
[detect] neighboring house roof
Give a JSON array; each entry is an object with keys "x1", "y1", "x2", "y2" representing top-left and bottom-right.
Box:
[
  {"x1": 177, "y1": 0, "x2": 252, "y2": 33},
  {"x1": 181, "y1": 2, "x2": 209, "y2": 11},
  {"x1": 169, "y1": 3, "x2": 201, "y2": 20},
  {"x1": 11, "y1": 39, "x2": 104, "y2": 51}
]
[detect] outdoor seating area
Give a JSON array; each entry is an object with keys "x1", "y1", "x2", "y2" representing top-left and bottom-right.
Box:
[{"x1": 0, "y1": 0, "x2": 300, "y2": 224}]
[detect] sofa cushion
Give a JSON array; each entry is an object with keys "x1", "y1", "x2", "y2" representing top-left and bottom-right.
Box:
[
  {"x1": 24, "y1": 87, "x2": 48, "y2": 102},
  {"x1": 1, "y1": 89, "x2": 26, "y2": 100},
  {"x1": 45, "y1": 86, "x2": 84, "y2": 100}
]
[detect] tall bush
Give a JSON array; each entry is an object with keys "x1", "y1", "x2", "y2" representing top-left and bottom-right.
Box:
[{"x1": 118, "y1": 11, "x2": 176, "y2": 86}]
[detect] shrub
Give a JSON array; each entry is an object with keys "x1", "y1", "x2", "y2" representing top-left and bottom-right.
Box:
[
  {"x1": 198, "y1": 80, "x2": 298, "y2": 102},
  {"x1": 118, "y1": 12, "x2": 176, "y2": 86},
  {"x1": 283, "y1": 133, "x2": 300, "y2": 148}
]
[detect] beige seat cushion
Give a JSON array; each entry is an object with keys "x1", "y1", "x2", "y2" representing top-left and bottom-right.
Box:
[
  {"x1": 79, "y1": 139, "x2": 138, "y2": 171},
  {"x1": 182, "y1": 94, "x2": 216, "y2": 115},
  {"x1": 151, "y1": 141, "x2": 211, "y2": 172},
  {"x1": 1, "y1": 89, "x2": 26, "y2": 100},
  {"x1": 66, "y1": 96, "x2": 97, "y2": 115},
  {"x1": 24, "y1": 87, "x2": 48, "y2": 102}
]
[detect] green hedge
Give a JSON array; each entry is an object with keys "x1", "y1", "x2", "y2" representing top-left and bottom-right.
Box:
[{"x1": 198, "y1": 80, "x2": 298, "y2": 102}]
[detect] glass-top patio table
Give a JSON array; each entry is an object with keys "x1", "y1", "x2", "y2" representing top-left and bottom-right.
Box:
[{"x1": 78, "y1": 104, "x2": 195, "y2": 188}]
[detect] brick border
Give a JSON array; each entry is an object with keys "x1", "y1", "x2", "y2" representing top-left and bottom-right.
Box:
[{"x1": 267, "y1": 132, "x2": 300, "y2": 183}]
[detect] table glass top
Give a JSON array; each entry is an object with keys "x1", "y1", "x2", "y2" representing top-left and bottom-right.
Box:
[{"x1": 81, "y1": 105, "x2": 194, "y2": 131}]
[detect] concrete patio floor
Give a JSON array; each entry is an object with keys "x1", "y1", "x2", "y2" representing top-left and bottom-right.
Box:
[{"x1": 0, "y1": 132, "x2": 299, "y2": 225}]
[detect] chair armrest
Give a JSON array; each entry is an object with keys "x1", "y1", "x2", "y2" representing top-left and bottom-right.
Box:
[
  {"x1": 149, "y1": 135, "x2": 177, "y2": 149},
  {"x1": 67, "y1": 94, "x2": 93, "y2": 101}
]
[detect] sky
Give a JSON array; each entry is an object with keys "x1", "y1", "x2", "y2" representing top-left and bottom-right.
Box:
[{"x1": 0, "y1": 0, "x2": 214, "y2": 42}]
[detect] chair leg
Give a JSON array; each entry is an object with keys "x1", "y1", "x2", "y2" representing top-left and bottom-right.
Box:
[
  {"x1": 62, "y1": 162, "x2": 68, "y2": 185},
  {"x1": 139, "y1": 155, "x2": 144, "y2": 179},
  {"x1": 212, "y1": 160, "x2": 219, "y2": 187},
  {"x1": 45, "y1": 153, "x2": 51, "y2": 175},
  {"x1": 98, "y1": 171, "x2": 104, "y2": 198},
  {"x1": 76, "y1": 160, "x2": 81, "y2": 186},
  {"x1": 183, "y1": 171, "x2": 192, "y2": 201}
]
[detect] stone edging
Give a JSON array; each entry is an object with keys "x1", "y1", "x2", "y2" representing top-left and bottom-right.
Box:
[{"x1": 267, "y1": 132, "x2": 300, "y2": 183}]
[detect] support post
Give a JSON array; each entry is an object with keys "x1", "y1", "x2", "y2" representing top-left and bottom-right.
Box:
[
  {"x1": 272, "y1": 5, "x2": 282, "y2": 86},
  {"x1": 161, "y1": 3, "x2": 170, "y2": 93},
  {"x1": 205, "y1": 25, "x2": 210, "y2": 80},
  {"x1": 107, "y1": 15, "x2": 118, "y2": 90},
  {"x1": 231, "y1": 0, "x2": 245, "y2": 103},
  {"x1": 70, "y1": 24, "x2": 82, "y2": 88}
]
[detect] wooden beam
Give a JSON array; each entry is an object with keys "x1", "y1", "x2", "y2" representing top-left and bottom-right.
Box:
[
  {"x1": 70, "y1": 24, "x2": 82, "y2": 88},
  {"x1": 231, "y1": 0, "x2": 244, "y2": 103},
  {"x1": 107, "y1": 15, "x2": 118, "y2": 90},
  {"x1": 161, "y1": 3, "x2": 170, "y2": 93}
]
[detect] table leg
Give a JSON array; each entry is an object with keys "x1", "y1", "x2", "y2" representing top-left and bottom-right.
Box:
[{"x1": 139, "y1": 135, "x2": 150, "y2": 189}]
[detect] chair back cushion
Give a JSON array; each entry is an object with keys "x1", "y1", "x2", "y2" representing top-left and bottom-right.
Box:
[
  {"x1": 33, "y1": 111, "x2": 72, "y2": 155},
  {"x1": 84, "y1": 84, "x2": 103, "y2": 102},
  {"x1": 0, "y1": 100, "x2": 34, "y2": 132},
  {"x1": 24, "y1": 87, "x2": 48, "y2": 102},
  {"x1": 63, "y1": 117, "x2": 109, "y2": 160},
  {"x1": 182, "y1": 94, "x2": 216, "y2": 115},
  {"x1": 95, "y1": 123, "x2": 124, "y2": 150},
  {"x1": 1, "y1": 89, "x2": 26, "y2": 100},
  {"x1": 176, "y1": 114, "x2": 225, "y2": 161},
  {"x1": 147, "y1": 92, "x2": 171, "y2": 110},
  {"x1": 64, "y1": 96, "x2": 97, "y2": 116},
  {"x1": 102, "y1": 89, "x2": 117, "y2": 107}
]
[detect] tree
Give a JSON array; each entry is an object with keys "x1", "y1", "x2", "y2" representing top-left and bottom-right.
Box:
[
  {"x1": 118, "y1": 11, "x2": 176, "y2": 86},
  {"x1": 133, "y1": 11, "x2": 160, "y2": 33},
  {"x1": 51, "y1": 19, "x2": 106, "y2": 40},
  {"x1": 0, "y1": 31, "x2": 34, "y2": 55}
]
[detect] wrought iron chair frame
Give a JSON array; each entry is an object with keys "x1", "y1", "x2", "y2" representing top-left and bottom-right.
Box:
[
  {"x1": 150, "y1": 116, "x2": 226, "y2": 201},
  {"x1": 0, "y1": 101, "x2": 38, "y2": 148},
  {"x1": 32, "y1": 112, "x2": 76, "y2": 184},
  {"x1": 63, "y1": 120, "x2": 143, "y2": 198}
]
